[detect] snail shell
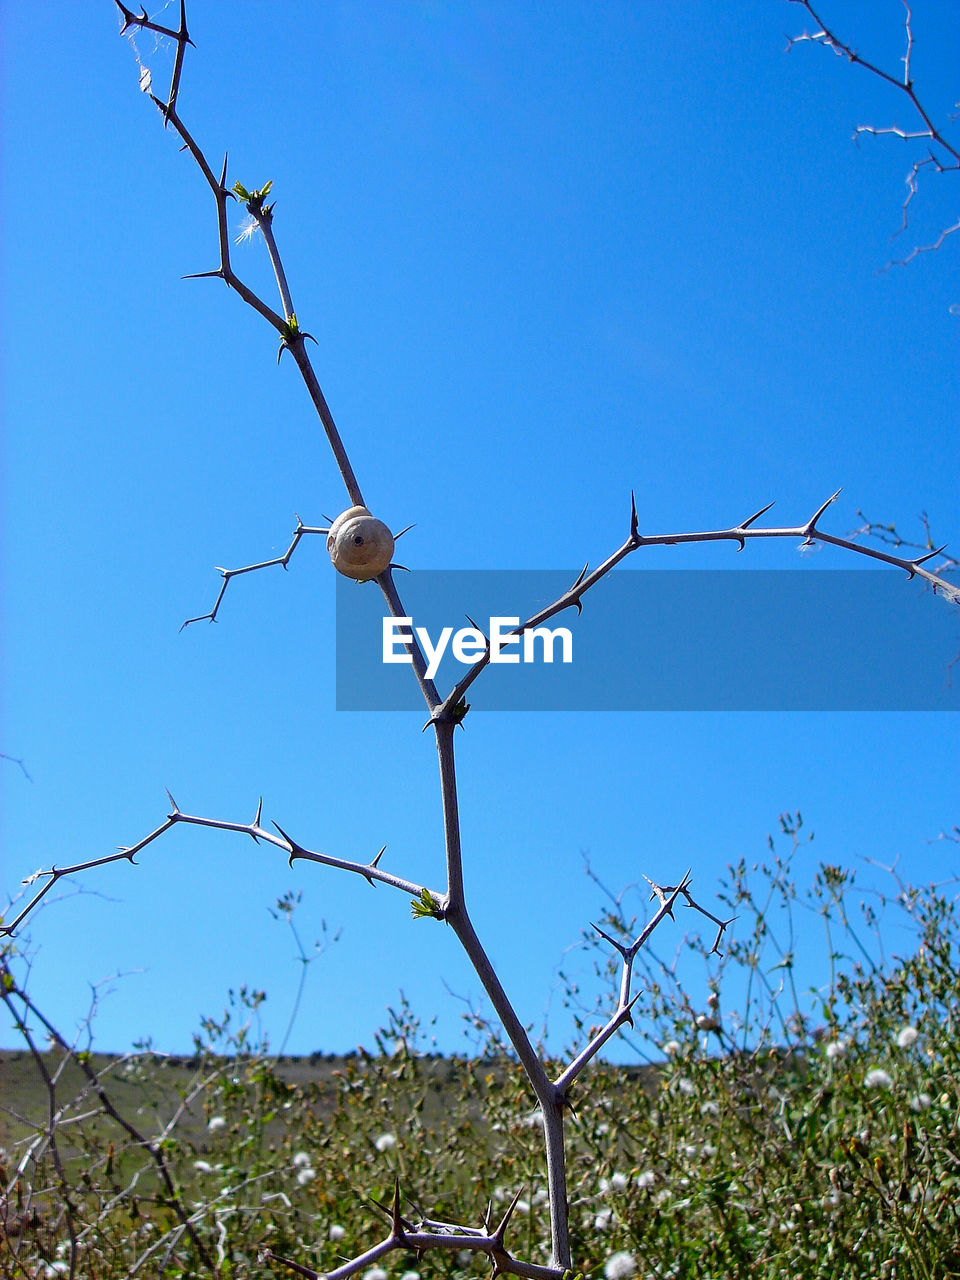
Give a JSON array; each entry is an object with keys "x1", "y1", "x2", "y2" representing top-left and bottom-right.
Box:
[{"x1": 326, "y1": 505, "x2": 395, "y2": 581}]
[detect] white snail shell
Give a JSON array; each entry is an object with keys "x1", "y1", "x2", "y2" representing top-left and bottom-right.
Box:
[{"x1": 326, "y1": 506, "x2": 395, "y2": 581}]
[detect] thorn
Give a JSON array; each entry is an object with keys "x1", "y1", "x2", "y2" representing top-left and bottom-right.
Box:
[
  {"x1": 571, "y1": 563, "x2": 588, "y2": 590},
  {"x1": 393, "y1": 523, "x2": 416, "y2": 541},
  {"x1": 593, "y1": 922, "x2": 628, "y2": 956},
  {"x1": 622, "y1": 989, "x2": 644, "y2": 1028},
  {"x1": 165, "y1": 788, "x2": 180, "y2": 815},
  {"x1": 464, "y1": 615, "x2": 489, "y2": 642},
  {"x1": 272, "y1": 821, "x2": 305, "y2": 865},
  {"x1": 182, "y1": 269, "x2": 225, "y2": 281},
  {"x1": 218, "y1": 151, "x2": 228, "y2": 190},
  {"x1": 251, "y1": 797, "x2": 263, "y2": 837},
  {"x1": 389, "y1": 562, "x2": 410, "y2": 573},
  {"x1": 494, "y1": 1187, "x2": 524, "y2": 1242},
  {"x1": 912, "y1": 543, "x2": 948, "y2": 566},
  {"x1": 630, "y1": 490, "x2": 639, "y2": 540},
  {"x1": 178, "y1": 0, "x2": 194, "y2": 47},
  {"x1": 362, "y1": 846, "x2": 387, "y2": 887},
  {"x1": 392, "y1": 1177, "x2": 404, "y2": 1237},
  {"x1": 808, "y1": 488, "x2": 842, "y2": 531},
  {"x1": 740, "y1": 499, "x2": 776, "y2": 530}
]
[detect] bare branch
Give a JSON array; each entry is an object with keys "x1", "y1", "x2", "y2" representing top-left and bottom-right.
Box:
[
  {"x1": 181, "y1": 517, "x2": 328, "y2": 627},
  {"x1": 437, "y1": 489, "x2": 959, "y2": 719},
  {"x1": 0, "y1": 752, "x2": 32, "y2": 782},
  {"x1": 262, "y1": 1189, "x2": 567, "y2": 1280},
  {"x1": 787, "y1": 1, "x2": 960, "y2": 259},
  {"x1": 2, "y1": 796, "x2": 434, "y2": 937},
  {"x1": 0, "y1": 969, "x2": 214, "y2": 1269}
]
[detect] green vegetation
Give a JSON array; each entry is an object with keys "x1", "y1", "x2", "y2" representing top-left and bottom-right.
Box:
[{"x1": 2, "y1": 832, "x2": 959, "y2": 1279}]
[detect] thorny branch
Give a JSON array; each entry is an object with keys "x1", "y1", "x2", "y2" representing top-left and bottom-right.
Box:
[
  {"x1": 1, "y1": 791, "x2": 433, "y2": 939},
  {"x1": 180, "y1": 518, "x2": 329, "y2": 627},
  {"x1": 0, "y1": 967, "x2": 214, "y2": 1274},
  {"x1": 6, "y1": 3, "x2": 952, "y2": 1273},
  {"x1": 262, "y1": 1180, "x2": 566, "y2": 1280},
  {"x1": 787, "y1": 1, "x2": 960, "y2": 266}
]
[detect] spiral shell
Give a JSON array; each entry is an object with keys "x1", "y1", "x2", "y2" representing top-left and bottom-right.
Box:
[{"x1": 326, "y1": 505, "x2": 395, "y2": 581}]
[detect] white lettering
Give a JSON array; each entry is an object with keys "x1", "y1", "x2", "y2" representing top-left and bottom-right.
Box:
[
  {"x1": 490, "y1": 617, "x2": 521, "y2": 664},
  {"x1": 417, "y1": 626, "x2": 454, "y2": 681},
  {"x1": 523, "y1": 625, "x2": 573, "y2": 664},
  {"x1": 452, "y1": 627, "x2": 487, "y2": 664},
  {"x1": 382, "y1": 616, "x2": 574, "y2": 673},
  {"x1": 383, "y1": 617, "x2": 414, "y2": 664}
]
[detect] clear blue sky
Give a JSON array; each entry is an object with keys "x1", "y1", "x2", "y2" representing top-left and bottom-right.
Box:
[{"x1": 2, "y1": 2, "x2": 958, "y2": 1059}]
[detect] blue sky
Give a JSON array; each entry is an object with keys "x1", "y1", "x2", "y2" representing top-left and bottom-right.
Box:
[{"x1": 2, "y1": 2, "x2": 958, "y2": 1060}]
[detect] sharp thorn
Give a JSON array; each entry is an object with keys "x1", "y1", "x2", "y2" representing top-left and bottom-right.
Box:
[
  {"x1": 393, "y1": 523, "x2": 416, "y2": 541},
  {"x1": 593, "y1": 922, "x2": 626, "y2": 955},
  {"x1": 741, "y1": 499, "x2": 776, "y2": 529},
  {"x1": 913, "y1": 543, "x2": 948, "y2": 566},
  {"x1": 254, "y1": 797, "x2": 263, "y2": 827},
  {"x1": 271, "y1": 821, "x2": 303, "y2": 857},
  {"x1": 218, "y1": 151, "x2": 228, "y2": 189},
  {"x1": 371, "y1": 846, "x2": 386, "y2": 869},
  {"x1": 630, "y1": 489, "x2": 639, "y2": 539},
  {"x1": 808, "y1": 488, "x2": 842, "y2": 529},
  {"x1": 571, "y1": 562, "x2": 589, "y2": 590},
  {"x1": 182, "y1": 269, "x2": 224, "y2": 281},
  {"x1": 164, "y1": 788, "x2": 180, "y2": 815},
  {"x1": 495, "y1": 1186, "x2": 524, "y2": 1241},
  {"x1": 392, "y1": 1178, "x2": 403, "y2": 1235}
]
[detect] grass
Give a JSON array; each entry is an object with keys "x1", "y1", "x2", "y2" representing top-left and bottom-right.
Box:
[{"x1": 2, "y1": 833, "x2": 959, "y2": 1279}]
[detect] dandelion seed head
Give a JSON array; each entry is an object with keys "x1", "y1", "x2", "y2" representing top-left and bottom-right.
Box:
[
  {"x1": 603, "y1": 1250, "x2": 636, "y2": 1280},
  {"x1": 897, "y1": 1026, "x2": 919, "y2": 1049},
  {"x1": 864, "y1": 1068, "x2": 893, "y2": 1089},
  {"x1": 635, "y1": 1170, "x2": 656, "y2": 1190},
  {"x1": 663, "y1": 1040, "x2": 681, "y2": 1057},
  {"x1": 825, "y1": 1041, "x2": 846, "y2": 1060},
  {"x1": 296, "y1": 1168, "x2": 315, "y2": 1186},
  {"x1": 193, "y1": 1160, "x2": 212, "y2": 1174},
  {"x1": 292, "y1": 1152, "x2": 312, "y2": 1168},
  {"x1": 208, "y1": 1116, "x2": 227, "y2": 1132},
  {"x1": 329, "y1": 1224, "x2": 346, "y2": 1241},
  {"x1": 374, "y1": 1132, "x2": 397, "y2": 1152}
]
